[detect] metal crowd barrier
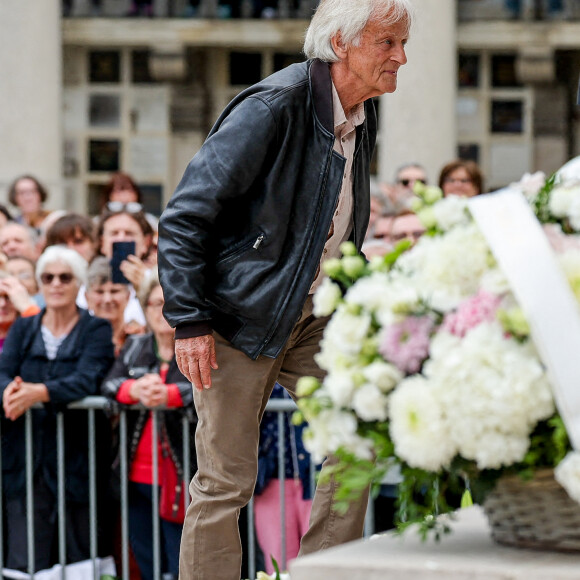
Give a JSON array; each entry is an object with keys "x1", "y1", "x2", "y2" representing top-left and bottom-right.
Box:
[{"x1": 0, "y1": 397, "x2": 375, "y2": 580}]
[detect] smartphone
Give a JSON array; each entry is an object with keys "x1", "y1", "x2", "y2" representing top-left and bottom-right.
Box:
[{"x1": 110, "y1": 241, "x2": 136, "y2": 284}]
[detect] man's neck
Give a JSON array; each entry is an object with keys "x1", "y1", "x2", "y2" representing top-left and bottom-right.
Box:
[{"x1": 329, "y1": 62, "x2": 374, "y2": 116}]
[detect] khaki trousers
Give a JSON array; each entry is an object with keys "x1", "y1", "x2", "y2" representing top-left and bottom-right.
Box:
[{"x1": 178, "y1": 296, "x2": 369, "y2": 580}]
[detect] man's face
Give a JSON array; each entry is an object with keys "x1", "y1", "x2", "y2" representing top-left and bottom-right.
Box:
[
  {"x1": 341, "y1": 17, "x2": 409, "y2": 98},
  {"x1": 0, "y1": 224, "x2": 37, "y2": 260}
]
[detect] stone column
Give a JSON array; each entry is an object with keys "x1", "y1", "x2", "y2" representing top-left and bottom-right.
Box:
[
  {"x1": 378, "y1": 0, "x2": 456, "y2": 188},
  {"x1": 0, "y1": 0, "x2": 63, "y2": 209}
]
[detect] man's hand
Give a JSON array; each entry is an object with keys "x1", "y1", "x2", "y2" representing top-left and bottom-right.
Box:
[{"x1": 175, "y1": 335, "x2": 218, "y2": 392}]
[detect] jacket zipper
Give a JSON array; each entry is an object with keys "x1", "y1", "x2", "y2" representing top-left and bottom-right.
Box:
[{"x1": 252, "y1": 234, "x2": 264, "y2": 249}]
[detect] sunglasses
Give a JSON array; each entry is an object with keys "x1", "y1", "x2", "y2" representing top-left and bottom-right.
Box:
[
  {"x1": 106, "y1": 201, "x2": 143, "y2": 214},
  {"x1": 40, "y1": 272, "x2": 75, "y2": 285},
  {"x1": 398, "y1": 178, "x2": 426, "y2": 187}
]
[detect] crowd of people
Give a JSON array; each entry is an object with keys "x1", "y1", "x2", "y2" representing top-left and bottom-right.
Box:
[
  {"x1": 0, "y1": 172, "x2": 196, "y2": 579},
  {"x1": 363, "y1": 158, "x2": 485, "y2": 257}
]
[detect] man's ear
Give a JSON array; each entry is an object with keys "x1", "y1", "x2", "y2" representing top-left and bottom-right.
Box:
[{"x1": 331, "y1": 33, "x2": 347, "y2": 59}]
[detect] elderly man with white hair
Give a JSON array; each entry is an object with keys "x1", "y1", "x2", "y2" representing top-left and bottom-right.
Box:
[{"x1": 159, "y1": 1, "x2": 414, "y2": 578}]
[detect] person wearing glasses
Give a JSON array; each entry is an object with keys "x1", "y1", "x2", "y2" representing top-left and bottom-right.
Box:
[
  {"x1": 438, "y1": 159, "x2": 483, "y2": 198},
  {"x1": 380, "y1": 162, "x2": 427, "y2": 216},
  {"x1": 93, "y1": 205, "x2": 156, "y2": 328},
  {"x1": 7, "y1": 175, "x2": 52, "y2": 234},
  {"x1": 0, "y1": 245, "x2": 114, "y2": 572},
  {"x1": 102, "y1": 269, "x2": 196, "y2": 580},
  {"x1": 102, "y1": 171, "x2": 159, "y2": 233}
]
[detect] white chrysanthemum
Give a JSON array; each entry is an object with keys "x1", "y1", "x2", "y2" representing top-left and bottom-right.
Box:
[
  {"x1": 424, "y1": 322, "x2": 554, "y2": 469},
  {"x1": 303, "y1": 408, "x2": 360, "y2": 462},
  {"x1": 395, "y1": 224, "x2": 491, "y2": 312},
  {"x1": 555, "y1": 452, "x2": 580, "y2": 504},
  {"x1": 313, "y1": 277, "x2": 342, "y2": 317},
  {"x1": 431, "y1": 196, "x2": 471, "y2": 231},
  {"x1": 344, "y1": 272, "x2": 420, "y2": 326},
  {"x1": 352, "y1": 382, "x2": 388, "y2": 422},
  {"x1": 362, "y1": 360, "x2": 402, "y2": 393},
  {"x1": 322, "y1": 371, "x2": 357, "y2": 408},
  {"x1": 389, "y1": 376, "x2": 457, "y2": 471},
  {"x1": 315, "y1": 305, "x2": 371, "y2": 372}
]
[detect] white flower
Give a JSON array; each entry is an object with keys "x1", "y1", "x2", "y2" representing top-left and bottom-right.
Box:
[
  {"x1": 430, "y1": 196, "x2": 471, "y2": 231},
  {"x1": 396, "y1": 224, "x2": 491, "y2": 312},
  {"x1": 511, "y1": 171, "x2": 546, "y2": 199},
  {"x1": 424, "y1": 322, "x2": 554, "y2": 469},
  {"x1": 302, "y1": 408, "x2": 358, "y2": 462},
  {"x1": 480, "y1": 267, "x2": 511, "y2": 295},
  {"x1": 352, "y1": 382, "x2": 388, "y2": 422},
  {"x1": 389, "y1": 376, "x2": 457, "y2": 471},
  {"x1": 313, "y1": 277, "x2": 342, "y2": 317},
  {"x1": 362, "y1": 360, "x2": 402, "y2": 393},
  {"x1": 555, "y1": 452, "x2": 580, "y2": 504},
  {"x1": 322, "y1": 371, "x2": 357, "y2": 408},
  {"x1": 315, "y1": 305, "x2": 371, "y2": 371}
]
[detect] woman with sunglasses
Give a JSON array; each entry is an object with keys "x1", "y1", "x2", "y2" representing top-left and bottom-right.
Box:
[{"x1": 0, "y1": 245, "x2": 115, "y2": 572}]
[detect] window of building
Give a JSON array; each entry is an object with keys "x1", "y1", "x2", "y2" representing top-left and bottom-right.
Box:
[
  {"x1": 89, "y1": 139, "x2": 121, "y2": 172},
  {"x1": 491, "y1": 100, "x2": 524, "y2": 133},
  {"x1": 229, "y1": 52, "x2": 263, "y2": 86},
  {"x1": 491, "y1": 54, "x2": 521, "y2": 88},
  {"x1": 89, "y1": 94, "x2": 121, "y2": 128},
  {"x1": 273, "y1": 53, "x2": 304, "y2": 72},
  {"x1": 458, "y1": 54, "x2": 480, "y2": 88},
  {"x1": 89, "y1": 51, "x2": 121, "y2": 83},
  {"x1": 132, "y1": 50, "x2": 155, "y2": 84}
]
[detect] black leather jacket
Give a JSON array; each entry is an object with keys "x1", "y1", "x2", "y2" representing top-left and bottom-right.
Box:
[{"x1": 159, "y1": 59, "x2": 377, "y2": 360}]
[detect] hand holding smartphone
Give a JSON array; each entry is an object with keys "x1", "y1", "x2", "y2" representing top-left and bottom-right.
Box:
[{"x1": 110, "y1": 241, "x2": 136, "y2": 284}]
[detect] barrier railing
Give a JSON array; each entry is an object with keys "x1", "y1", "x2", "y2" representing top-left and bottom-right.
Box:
[{"x1": 0, "y1": 396, "x2": 375, "y2": 580}]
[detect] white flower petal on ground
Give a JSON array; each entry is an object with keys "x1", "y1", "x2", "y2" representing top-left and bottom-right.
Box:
[
  {"x1": 389, "y1": 376, "x2": 456, "y2": 471},
  {"x1": 555, "y1": 452, "x2": 580, "y2": 504}
]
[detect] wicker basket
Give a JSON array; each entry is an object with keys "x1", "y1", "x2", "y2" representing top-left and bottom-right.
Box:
[{"x1": 483, "y1": 468, "x2": 580, "y2": 552}]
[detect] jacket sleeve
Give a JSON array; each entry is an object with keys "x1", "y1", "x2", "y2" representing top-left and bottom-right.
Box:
[
  {"x1": 44, "y1": 318, "x2": 115, "y2": 405},
  {"x1": 158, "y1": 96, "x2": 278, "y2": 333}
]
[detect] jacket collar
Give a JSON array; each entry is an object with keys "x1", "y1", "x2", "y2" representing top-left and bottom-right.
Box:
[{"x1": 309, "y1": 59, "x2": 335, "y2": 136}]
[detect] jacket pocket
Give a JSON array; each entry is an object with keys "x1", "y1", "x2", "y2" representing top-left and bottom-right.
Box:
[{"x1": 215, "y1": 232, "x2": 265, "y2": 267}]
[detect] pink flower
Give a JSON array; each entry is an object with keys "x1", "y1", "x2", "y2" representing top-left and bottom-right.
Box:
[
  {"x1": 442, "y1": 290, "x2": 501, "y2": 337},
  {"x1": 379, "y1": 316, "x2": 434, "y2": 374}
]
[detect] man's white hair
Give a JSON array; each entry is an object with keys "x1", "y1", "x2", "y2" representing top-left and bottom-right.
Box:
[{"x1": 303, "y1": 0, "x2": 415, "y2": 63}]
